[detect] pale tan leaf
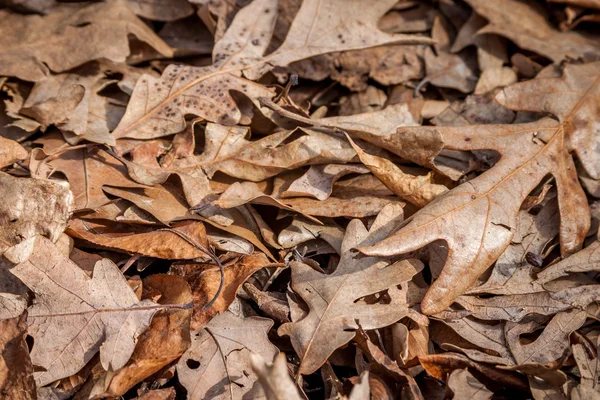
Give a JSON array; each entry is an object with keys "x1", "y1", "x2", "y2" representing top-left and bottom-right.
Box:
[
  {"x1": 250, "y1": 353, "x2": 303, "y2": 400},
  {"x1": 505, "y1": 310, "x2": 587, "y2": 365},
  {"x1": 0, "y1": 0, "x2": 172, "y2": 82},
  {"x1": 279, "y1": 204, "x2": 424, "y2": 375},
  {"x1": 360, "y1": 63, "x2": 598, "y2": 314},
  {"x1": 177, "y1": 311, "x2": 278, "y2": 400},
  {"x1": 464, "y1": 0, "x2": 600, "y2": 63},
  {"x1": 281, "y1": 164, "x2": 370, "y2": 201},
  {"x1": 9, "y1": 236, "x2": 160, "y2": 386},
  {"x1": 245, "y1": 0, "x2": 432, "y2": 79},
  {"x1": 126, "y1": 0, "x2": 194, "y2": 21},
  {"x1": 447, "y1": 369, "x2": 492, "y2": 400},
  {"x1": 282, "y1": 195, "x2": 405, "y2": 219}
]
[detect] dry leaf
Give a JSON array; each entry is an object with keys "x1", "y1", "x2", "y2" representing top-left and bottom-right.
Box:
[
  {"x1": 177, "y1": 311, "x2": 278, "y2": 400},
  {"x1": 9, "y1": 236, "x2": 161, "y2": 386},
  {"x1": 360, "y1": 62, "x2": 598, "y2": 314},
  {"x1": 446, "y1": 369, "x2": 493, "y2": 400},
  {"x1": 0, "y1": 313, "x2": 36, "y2": 400},
  {"x1": 345, "y1": 133, "x2": 448, "y2": 207},
  {"x1": 0, "y1": 172, "x2": 73, "y2": 255},
  {"x1": 126, "y1": 0, "x2": 194, "y2": 21},
  {"x1": 250, "y1": 353, "x2": 303, "y2": 400},
  {"x1": 279, "y1": 204, "x2": 425, "y2": 375},
  {"x1": 0, "y1": 0, "x2": 172, "y2": 82},
  {"x1": 464, "y1": 0, "x2": 600, "y2": 62},
  {"x1": 171, "y1": 252, "x2": 281, "y2": 329},
  {"x1": 0, "y1": 137, "x2": 27, "y2": 168}
]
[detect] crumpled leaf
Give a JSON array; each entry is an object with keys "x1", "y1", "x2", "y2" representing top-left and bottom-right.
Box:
[
  {"x1": 8, "y1": 236, "x2": 161, "y2": 386},
  {"x1": 281, "y1": 164, "x2": 370, "y2": 201},
  {"x1": 0, "y1": 0, "x2": 172, "y2": 82},
  {"x1": 345, "y1": 133, "x2": 448, "y2": 207},
  {"x1": 279, "y1": 204, "x2": 425, "y2": 375},
  {"x1": 177, "y1": 311, "x2": 278, "y2": 400},
  {"x1": 360, "y1": 62, "x2": 598, "y2": 314},
  {"x1": 0, "y1": 172, "x2": 73, "y2": 255},
  {"x1": 171, "y1": 252, "x2": 281, "y2": 330},
  {"x1": 67, "y1": 219, "x2": 212, "y2": 260}
]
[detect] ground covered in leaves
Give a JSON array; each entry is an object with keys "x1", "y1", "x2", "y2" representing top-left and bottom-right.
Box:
[{"x1": 0, "y1": 0, "x2": 600, "y2": 399}]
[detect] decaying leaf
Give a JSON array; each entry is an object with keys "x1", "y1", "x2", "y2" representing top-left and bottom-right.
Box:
[
  {"x1": 0, "y1": 313, "x2": 36, "y2": 400},
  {"x1": 447, "y1": 369, "x2": 493, "y2": 400},
  {"x1": 279, "y1": 204, "x2": 425, "y2": 374}
]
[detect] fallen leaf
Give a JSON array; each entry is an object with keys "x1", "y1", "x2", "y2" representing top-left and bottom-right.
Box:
[
  {"x1": 126, "y1": 0, "x2": 194, "y2": 21},
  {"x1": 464, "y1": 0, "x2": 600, "y2": 62},
  {"x1": 446, "y1": 369, "x2": 493, "y2": 400},
  {"x1": 177, "y1": 311, "x2": 278, "y2": 400},
  {"x1": 345, "y1": 133, "x2": 448, "y2": 207},
  {"x1": 67, "y1": 219, "x2": 212, "y2": 260},
  {"x1": 250, "y1": 353, "x2": 303, "y2": 400},
  {"x1": 281, "y1": 164, "x2": 370, "y2": 201},
  {"x1": 8, "y1": 236, "x2": 161, "y2": 386},
  {"x1": 100, "y1": 275, "x2": 193, "y2": 396},
  {"x1": 0, "y1": 172, "x2": 73, "y2": 254},
  {"x1": 0, "y1": 313, "x2": 36, "y2": 400},
  {"x1": 171, "y1": 252, "x2": 282, "y2": 329},
  {"x1": 279, "y1": 204, "x2": 424, "y2": 374},
  {"x1": 0, "y1": 0, "x2": 172, "y2": 82},
  {"x1": 0, "y1": 137, "x2": 27, "y2": 168},
  {"x1": 360, "y1": 62, "x2": 598, "y2": 314}
]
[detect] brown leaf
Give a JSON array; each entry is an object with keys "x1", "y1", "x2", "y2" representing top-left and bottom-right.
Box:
[
  {"x1": 250, "y1": 353, "x2": 303, "y2": 400},
  {"x1": 0, "y1": 137, "x2": 27, "y2": 168},
  {"x1": 360, "y1": 62, "x2": 598, "y2": 314},
  {"x1": 46, "y1": 147, "x2": 145, "y2": 211},
  {"x1": 446, "y1": 369, "x2": 493, "y2": 400},
  {"x1": 279, "y1": 204, "x2": 425, "y2": 375},
  {"x1": 67, "y1": 219, "x2": 212, "y2": 260},
  {"x1": 100, "y1": 275, "x2": 193, "y2": 396},
  {"x1": 0, "y1": 313, "x2": 36, "y2": 400},
  {"x1": 177, "y1": 311, "x2": 278, "y2": 400},
  {"x1": 464, "y1": 0, "x2": 600, "y2": 62},
  {"x1": 282, "y1": 195, "x2": 405, "y2": 219},
  {"x1": 112, "y1": 0, "x2": 429, "y2": 139},
  {"x1": 171, "y1": 252, "x2": 282, "y2": 330},
  {"x1": 281, "y1": 164, "x2": 370, "y2": 201},
  {"x1": 0, "y1": 171, "x2": 73, "y2": 255},
  {"x1": 505, "y1": 309, "x2": 587, "y2": 365},
  {"x1": 8, "y1": 236, "x2": 161, "y2": 386},
  {"x1": 418, "y1": 353, "x2": 529, "y2": 393},
  {"x1": 126, "y1": 0, "x2": 194, "y2": 21},
  {"x1": 0, "y1": 0, "x2": 172, "y2": 82},
  {"x1": 345, "y1": 133, "x2": 448, "y2": 208}
]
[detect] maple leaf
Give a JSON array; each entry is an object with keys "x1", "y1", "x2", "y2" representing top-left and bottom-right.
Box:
[
  {"x1": 7, "y1": 236, "x2": 171, "y2": 386},
  {"x1": 279, "y1": 204, "x2": 425, "y2": 375},
  {"x1": 359, "y1": 63, "x2": 597, "y2": 314},
  {"x1": 112, "y1": 0, "x2": 431, "y2": 139}
]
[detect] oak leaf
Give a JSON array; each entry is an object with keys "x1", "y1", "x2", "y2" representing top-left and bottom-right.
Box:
[
  {"x1": 279, "y1": 204, "x2": 425, "y2": 375},
  {"x1": 8, "y1": 236, "x2": 162, "y2": 386},
  {"x1": 360, "y1": 62, "x2": 598, "y2": 314},
  {"x1": 250, "y1": 353, "x2": 303, "y2": 400},
  {"x1": 177, "y1": 311, "x2": 278, "y2": 400},
  {"x1": 0, "y1": 0, "x2": 172, "y2": 82},
  {"x1": 112, "y1": 0, "x2": 430, "y2": 139}
]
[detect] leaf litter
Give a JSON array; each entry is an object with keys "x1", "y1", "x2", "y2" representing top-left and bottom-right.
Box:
[{"x1": 0, "y1": 0, "x2": 599, "y2": 398}]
